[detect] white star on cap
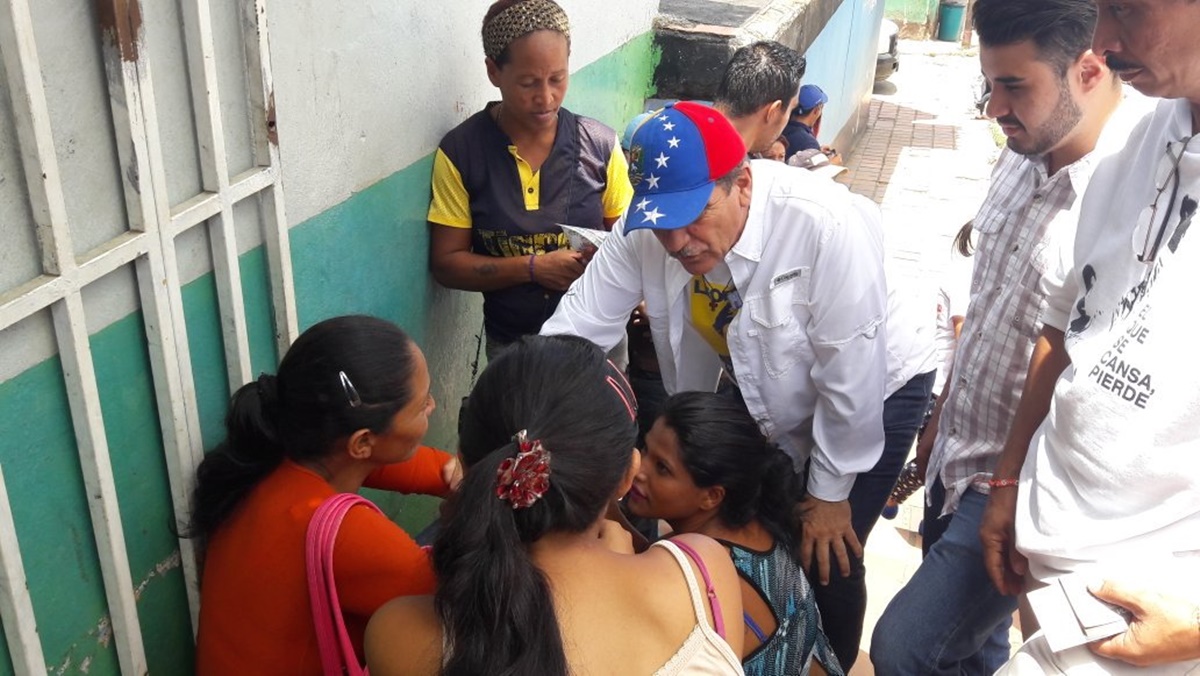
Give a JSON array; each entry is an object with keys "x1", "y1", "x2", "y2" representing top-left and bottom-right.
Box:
[
  {"x1": 667, "y1": 137, "x2": 681, "y2": 148},
  {"x1": 657, "y1": 114, "x2": 670, "y2": 122},
  {"x1": 662, "y1": 122, "x2": 676, "y2": 131},
  {"x1": 646, "y1": 174, "x2": 661, "y2": 190},
  {"x1": 634, "y1": 197, "x2": 651, "y2": 212},
  {"x1": 642, "y1": 207, "x2": 665, "y2": 225},
  {"x1": 654, "y1": 153, "x2": 669, "y2": 168}
]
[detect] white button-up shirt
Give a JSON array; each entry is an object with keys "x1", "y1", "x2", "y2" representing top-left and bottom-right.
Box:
[{"x1": 542, "y1": 160, "x2": 888, "y2": 501}]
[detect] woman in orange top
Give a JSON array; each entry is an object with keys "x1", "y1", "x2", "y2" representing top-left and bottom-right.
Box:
[{"x1": 192, "y1": 315, "x2": 459, "y2": 675}]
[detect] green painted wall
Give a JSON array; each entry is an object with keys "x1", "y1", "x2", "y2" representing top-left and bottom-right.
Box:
[
  {"x1": 0, "y1": 33, "x2": 656, "y2": 675},
  {"x1": 566, "y1": 32, "x2": 660, "y2": 132},
  {"x1": 885, "y1": 0, "x2": 937, "y2": 27}
]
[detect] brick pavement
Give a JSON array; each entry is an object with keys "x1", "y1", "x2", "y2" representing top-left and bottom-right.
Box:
[
  {"x1": 839, "y1": 41, "x2": 999, "y2": 292},
  {"x1": 834, "y1": 39, "x2": 1014, "y2": 675}
]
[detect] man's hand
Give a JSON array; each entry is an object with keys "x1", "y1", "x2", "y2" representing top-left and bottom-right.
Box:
[
  {"x1": 532, "y1": 249, "x2": 586, "y2": 291},
  {"x1": 821, "y1": 146, "x2": 844, "y2": 166},
  {"x1": 576, "y1": 243, "x2": 599, "y2": 264},
  {"x1": 796, "y1": 496, "x2": 861, "y2": 585},
  {"x1": 441, "y1": 456, "x2": 463, "y2": 492},
  {"x1": 979, "y1": 486, "x2": 1026, "y2": 595},
  {"x1": 1088, "y1": 580, "x2": 1200, "y2": 666}
]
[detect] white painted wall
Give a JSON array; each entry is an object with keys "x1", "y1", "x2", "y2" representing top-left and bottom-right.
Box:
[
  {"x1": 269, "y1": 0, "x2": 659, "y2": 224},
  {"x1": 0, "y1": 0, "x2": 658, "y2": 382}
]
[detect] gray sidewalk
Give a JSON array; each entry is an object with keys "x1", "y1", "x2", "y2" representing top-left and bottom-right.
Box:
[
  {"x1": 843, "y1": 40, "x2": 998, "y2": 291},
  {"x1": 833, "y1": 39, "x2": 1008, "y2": 674}
]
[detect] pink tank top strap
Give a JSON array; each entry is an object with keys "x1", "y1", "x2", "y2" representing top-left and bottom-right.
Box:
[{"x1": 667, "y1": 538, "x2": 726, "y2": 640}]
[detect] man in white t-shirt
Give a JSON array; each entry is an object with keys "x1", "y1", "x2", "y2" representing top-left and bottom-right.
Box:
[{"x1": 982, "y1": 0, "x2": 1200, "y2": 670}]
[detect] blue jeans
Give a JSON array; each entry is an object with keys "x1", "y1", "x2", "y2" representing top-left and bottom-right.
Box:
[
  {"x1": 812, "y1": 370, "x2": 936, "y2": 671},
  {"x1": 870, "y1": 486, "x2": 1016, "y2": 675}
]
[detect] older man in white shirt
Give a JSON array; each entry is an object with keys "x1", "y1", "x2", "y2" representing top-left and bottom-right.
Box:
[{"x1": 542, "y1": 101, "x2": 920, "y2": 669}]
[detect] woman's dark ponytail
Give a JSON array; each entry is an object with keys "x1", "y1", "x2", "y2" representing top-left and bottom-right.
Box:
[
  {"x1": 754, "y1": 445, "x2": 803, "y2": 551},
  {"x1": 433, "y1": 335, "x2": 638, "y2": 676},
  {"x1": 434, "y1": 444, "x2": 566, "y2": 676},
  {"x1": 187, "y1": 315, "x2": 418, "y2": 545},
  {"x1": 187, "y1": 378, "x2": 285, "y2": 544}
]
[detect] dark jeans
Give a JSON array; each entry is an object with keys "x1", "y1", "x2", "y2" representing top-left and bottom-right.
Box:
[
  {"x1": 870, "y1": 484, "x2": 1015, "y2": 674},
  {"x1": 812, "y1": 369, "x2": 936, "y2": 671}
]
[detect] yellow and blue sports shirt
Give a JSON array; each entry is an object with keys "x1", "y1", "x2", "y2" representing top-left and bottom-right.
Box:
[{"x1": 428, "y1": 103, "x2": 632, "y2": 343}]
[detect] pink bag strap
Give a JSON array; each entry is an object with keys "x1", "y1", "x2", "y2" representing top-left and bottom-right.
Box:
[
  {"x1": 668, "y1": 538, "x2": 727, "y2": 639},
  {"x1": 306, "y1": 492, "x2": 382, "y2": 676}
]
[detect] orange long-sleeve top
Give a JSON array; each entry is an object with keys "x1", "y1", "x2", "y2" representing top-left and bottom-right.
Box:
[{"x1": 195, "y1": 445, "x2": 451, "y2": 675}]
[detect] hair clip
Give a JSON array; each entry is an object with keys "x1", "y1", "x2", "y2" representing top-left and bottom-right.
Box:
[
  {"x1": 496, "y1": 430, "x2": 551, "y2": 509},
  {"x1": 338, "y1": 370, "x2": 362, "y2": 408}
]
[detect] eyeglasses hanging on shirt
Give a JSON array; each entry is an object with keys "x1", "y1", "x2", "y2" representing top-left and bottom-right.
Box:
[{"x1": 1132, "y1": 133, "x2": 1198, "y2": 264}]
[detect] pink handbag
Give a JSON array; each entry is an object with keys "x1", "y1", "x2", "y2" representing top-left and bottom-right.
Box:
[{"x1": 306, "y1": 493, "x2": 382, "y2": 676}]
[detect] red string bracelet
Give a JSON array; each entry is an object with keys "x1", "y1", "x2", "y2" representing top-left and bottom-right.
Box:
[{"x1": 987, "y1": 478, "x2": 1019, "y2": 489}]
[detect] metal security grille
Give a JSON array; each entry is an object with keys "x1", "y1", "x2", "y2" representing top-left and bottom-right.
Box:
[{"x1": 0, "y1": 0, "x2": 296, "y2": 672}]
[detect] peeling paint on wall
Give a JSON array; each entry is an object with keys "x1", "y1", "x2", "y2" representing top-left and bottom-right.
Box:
[
  {"x1": 266, "y1": 92, "x2": 279, "y2": 146},
  {"x1": 132, "y1": 550, "x2": 181, "y2": 601},
  {"x1": 46, "y1": 550, "x2": 184, "y2": 675},
  {"x1": 94, "y1": 0, "x2": 144, "y2": 63},
  {"x1": 50, "y1": 616, "x2": 110, "y2": 676}
]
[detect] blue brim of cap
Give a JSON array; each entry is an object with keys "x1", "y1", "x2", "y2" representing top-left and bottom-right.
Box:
[{"x1": 623, "y1": 181, "x2": 716, "y2": 234}]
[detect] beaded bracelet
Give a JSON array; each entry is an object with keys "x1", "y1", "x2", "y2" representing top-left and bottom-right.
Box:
[
  {"x1": 528, "y1": 254, "x2": 537, "y2": 283},
  {"x1": 987, "y1": 477, "x2": 1019, "y2": 489}
]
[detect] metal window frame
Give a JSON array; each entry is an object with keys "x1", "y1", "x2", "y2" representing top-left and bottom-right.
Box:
[{"x1": 0, "y1": 0, "x2": 296, "y2": 669}]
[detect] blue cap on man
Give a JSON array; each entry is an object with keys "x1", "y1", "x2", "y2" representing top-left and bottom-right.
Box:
[
  {"x1": 623, "y1": 102, "x2": 746, "y2": 233},
  {"x1": 797, "y1": 84, "x2": 828, "y2": 114}
]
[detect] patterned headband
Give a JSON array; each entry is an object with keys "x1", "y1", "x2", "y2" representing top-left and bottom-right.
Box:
[{"x1": 482, "y1": 0, "x2": 571, "y2": 62}]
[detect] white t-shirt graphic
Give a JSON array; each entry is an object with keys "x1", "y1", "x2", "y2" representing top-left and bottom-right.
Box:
[{"x1": 1017, "y1": 99, "x2": 1200, "y2": 597}]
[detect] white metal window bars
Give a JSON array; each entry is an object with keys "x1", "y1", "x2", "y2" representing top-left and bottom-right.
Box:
[{"x1": 0, "y1": 0, "x2": 297, "y2": 672}]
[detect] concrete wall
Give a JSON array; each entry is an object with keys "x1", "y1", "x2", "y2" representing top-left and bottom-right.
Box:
[
  {"x1": 801, "y1": 0, "x2": 886, "y2": 154},
  {"x1": 0, "y1": 1, "x2": 659, "y2": 672},
  {"x1": 648, "y1": 0, "x2": 883, "y2": 162}
]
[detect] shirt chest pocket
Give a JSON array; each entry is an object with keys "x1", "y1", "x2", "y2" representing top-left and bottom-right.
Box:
[
  {"x1": 744, "y1": 272, "x2": 812, "y2": 379},
  {"x1": 973, "y1": 203, "x2": 1009, "y2": 235},
  {"x1": 970, "y1": 204, "x2": 1010, "y2": 292}
]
